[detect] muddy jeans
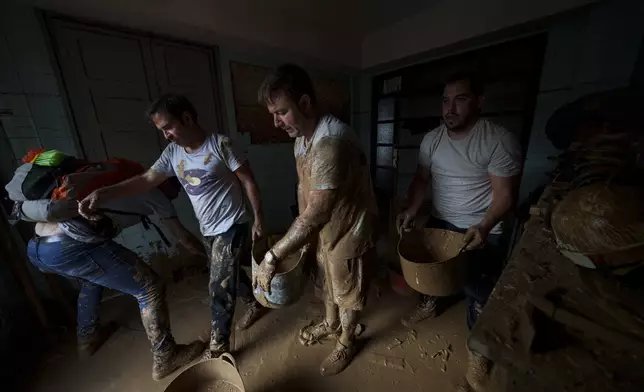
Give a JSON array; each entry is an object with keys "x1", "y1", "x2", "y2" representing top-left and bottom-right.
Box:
[
  {"x1": 202, "y1": 223, "x2": 255, "y2": 352},
  {"x1": 422, "y1": 217, "x2": 504, "y2": 329},
  {"x1": 27, "y1": 236, "x2": 174, "y2": 357}
]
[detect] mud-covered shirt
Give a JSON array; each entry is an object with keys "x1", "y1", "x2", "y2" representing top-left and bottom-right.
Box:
[
  {"x1": 151, "y1": 133, "x2": 249, "y2": 236},
  {"x1": 295, "y1": 115, "x2": 377, "y2": 260}
]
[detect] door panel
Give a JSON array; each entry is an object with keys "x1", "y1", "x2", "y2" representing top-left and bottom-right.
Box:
[
  {"x1": 151, "y1": 41, "x2": 221, "y2": 135},
  {"x1": 52, "y1": 22, "x2": 160, "y2": 167}
]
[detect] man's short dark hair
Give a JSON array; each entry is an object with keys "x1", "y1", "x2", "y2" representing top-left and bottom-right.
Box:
[
  {"x1": 258, "y1": 64, "x2": 317, "y2": 106},
  {"x1": 446, "y1": 71, "x2": 484, "y2": 96},
  {"x1": 147, "y1": 93, "x2": 198, "y2": 123}
]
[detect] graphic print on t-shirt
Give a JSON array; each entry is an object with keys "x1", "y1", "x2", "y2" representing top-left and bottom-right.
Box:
[{"x1": 176, "y1": 159, "x2": 210, "y2": 196}]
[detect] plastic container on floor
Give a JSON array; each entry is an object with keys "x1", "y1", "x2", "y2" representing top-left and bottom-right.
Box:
[{"x1": 164, "y1": 353, "x2": 245, "y2": 392}]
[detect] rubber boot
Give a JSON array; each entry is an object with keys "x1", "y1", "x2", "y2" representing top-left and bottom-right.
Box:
[
  {"x1": 152, "y1": 341, "x2": 205, "y2": 380},
  {"x1": 236, "y1": 301, "x2": 268, "y2": 331},
  {"x1": 401, "y1": 295, "x2": 438, "y2": 327},
  {"x1": 77, "y1": 322, "x2": 120, "y2": 358}
]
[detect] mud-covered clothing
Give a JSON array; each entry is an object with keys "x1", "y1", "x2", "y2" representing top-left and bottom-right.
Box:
[
  {"x1": 293, "y1": 115, "x2": 377, "y2": 310},
  {"x1": 27, "y1": 236, "x2": 174, "y2": 356},
  {"x1": 314, "y1": 245, "x2": 376, "y2": 311},
  {"x1": 421, "y1": 217, "x2": 504, "y2": 329},
  {"x1": 294, "y1": 115, "x2": 377, "y2": 262},
  {"x1": 202, "y1": 222, "x2": 254, "y2": 352},
  {"x1": 151, "y1": 133, "x2": 249, "y2": 236}
]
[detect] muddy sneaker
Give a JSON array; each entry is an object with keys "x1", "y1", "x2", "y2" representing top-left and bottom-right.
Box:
[
  {"x1": 401, "y1": 296, "x2": 438, "y2": 327},
  {"x1": 77, "y1": 322, "x2": 120, "y2": 358},
  {"x1": 152, "y1": 340, "x2": 205, "y2": 381},
  {"x1": 298, "y1": 320, "x2": 341, "y2": 346},
  {"x1": 320, "y1": 341, "x2": 356, "y2": 376},
  {"x1": 236, "y1": 303, "x2": 268, "y2": 331},
  {"x1": 201, "y1": 344, "x2": 229, "y2": 361},
  {"x1": 465, "y1": 349, "x2": 492, "y2": 391}
]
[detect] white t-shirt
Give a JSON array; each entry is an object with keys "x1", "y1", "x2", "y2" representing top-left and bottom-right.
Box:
[
  {"x1": 418, "y1": 119, "x2": 521, "y2": 234},
  {"x1": 151, "y1": 133, "x2": 249, "y2": 236}
]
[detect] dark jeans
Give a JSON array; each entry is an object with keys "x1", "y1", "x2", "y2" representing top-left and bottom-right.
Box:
[
  {"x1": 424, "y1": 217, "x2": 504, "y2": 329},
  {"x1": 27, "y1": 237, "x2": 174, "y2": 357},
  {"x1": 202, "y1": 223, "x2": 255, "y2": 352}
]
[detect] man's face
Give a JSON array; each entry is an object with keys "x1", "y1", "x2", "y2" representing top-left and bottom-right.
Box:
[
  {"x1": 442, "y1": 80, "x2": 482, "y2": 131},
  {"x1": 151, "y1": 111, "x2": 192, "y2": 146},
  {"x1": 266, "y1": 92, "x2": 309, "y2": 138}
]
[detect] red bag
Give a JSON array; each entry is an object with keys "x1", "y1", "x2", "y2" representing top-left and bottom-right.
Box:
[{"x1": 51, "y1": 158, "x2": 145, "y2": 200}]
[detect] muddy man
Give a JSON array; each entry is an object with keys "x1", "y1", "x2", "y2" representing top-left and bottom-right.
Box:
[
  {"x1": 255, "y1": 64, "x2": 378, "y2": 376},
  {"x1": 79, "y1": 94, "x2": 267, "y2": 360}
]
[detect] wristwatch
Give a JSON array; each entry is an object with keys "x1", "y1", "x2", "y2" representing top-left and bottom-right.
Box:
[{"x1": 265, "y1": 249, "x2": 279, "y2": 266}]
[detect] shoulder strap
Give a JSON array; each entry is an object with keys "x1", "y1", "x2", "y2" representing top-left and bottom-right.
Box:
[{"x1": 96, "y1": 208, "x2": 171, "y2": 247}]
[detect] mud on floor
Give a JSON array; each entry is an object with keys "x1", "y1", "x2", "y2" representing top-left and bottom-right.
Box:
[{"x1": 26, "y1": 274, "x2": 470, "y2": 392}]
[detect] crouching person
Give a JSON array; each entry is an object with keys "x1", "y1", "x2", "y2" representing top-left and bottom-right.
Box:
[{"x1": 17, "y1": 180, "x2": 204, "y2": 380}]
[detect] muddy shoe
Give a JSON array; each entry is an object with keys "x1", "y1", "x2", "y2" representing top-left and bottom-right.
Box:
[
  {"x1": 298, "y1": 321, "x2": 341, "y2": 346},
  {"x1": 401, "y1": 296, "x2": 438, "y2": 327},
  {"x1": 320, "y1": 341, "x2": 356, "y2": 376},
  {"x1": 77, "y1": 322, "x2": 120, "y2": 358},
  {"x1": 236, "y1": 303, "x2": 268, "y2": 331},
  {"x1": 465, "y1": 349, "x2": 492, "y2": 391},
  {"x1": 454, "y1": 380, "x2": 474, "y2": 392},
  {"x1": 152, "y1": 340, "x2": 205, "y2": 381},
  {"x1": 201, "y1": 344, "x2": 229, "y2": 361}
]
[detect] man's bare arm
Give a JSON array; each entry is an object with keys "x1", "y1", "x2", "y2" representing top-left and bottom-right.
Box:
[
  {"x1": 463, "y1": 174, "x2": 518, "y2": 250},
  {"x1": 297, "y1": 183, "x2": 307, "y2": 215},
  {"x1": 479, "y1": 174, "x2": 518, "y2": 233},
  {"x1": 270, "y1": 189, "x2": 335, "y2": 260},
  {"x1": 79, "y1": 169, "x2": 168, "y2": 219},
  {"x1": 405, "y1": 165, "x2": 431, "y2": 217},
  {"x1": 397, "y1": 165, "x2": 430, "y2": 232},
  {"x1": 233, "y1": 162, "x2": 264, "y2": 240}
]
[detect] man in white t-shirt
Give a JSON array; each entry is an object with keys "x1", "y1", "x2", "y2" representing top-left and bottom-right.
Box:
[
  {"x1": 79, "y1": 94, "x2": 267, "y2": 360},
  {"x1": 397, "y1": 72, "x2": 522, "y2": 329}
]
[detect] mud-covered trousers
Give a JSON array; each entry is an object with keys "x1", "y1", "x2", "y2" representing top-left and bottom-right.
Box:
[
  {"x1": 27, "y1": 236, "x2": 174, "y2": 357},
  {"x1": 202, "y1": 222, "x2": 255, "y2": 352}
]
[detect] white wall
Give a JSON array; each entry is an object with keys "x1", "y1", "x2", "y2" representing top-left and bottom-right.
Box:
[
  {"x1": 519, "y1": 0, "x2": 644, "y2": 203},
  {"x1": 0, "y1": 3, "x2": 80, "y2": 182},
  {"x1": 361, "y1": 0, "x2": 599, "y2": 68}
]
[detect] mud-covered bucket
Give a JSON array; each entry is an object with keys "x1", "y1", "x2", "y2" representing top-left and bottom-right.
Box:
[
  {"x1": 398, "y1": 228, "x2": 467, "y2": 297},
  {"x1": 251, "y1": 235, "x2": 306, "y2": 308},
  {"x1": 164, "y1": 353, "x2": 245, "y2": 392}
]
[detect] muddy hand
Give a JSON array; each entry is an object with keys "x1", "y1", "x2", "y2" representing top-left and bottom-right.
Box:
[
  {"x1": 396, "y1": 211, "x2": 415, "y2": 235},
  {"x1": 252, "y1": 220, "x2": 264, "y2": 242},
  {"x1": 462, "y1": 224, "x2": 488, "y2": 250},
  {"x1": 254, "y1": 258, "x2": 276, "y2": 295},
  {"x1": 78, "y1": 191, "x2": 103, "y2": 221}
]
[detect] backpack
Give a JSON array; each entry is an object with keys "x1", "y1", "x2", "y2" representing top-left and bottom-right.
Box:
[
  {"x1": 51, "y1": 159, "x2": 145, "y2": 201},
  {"x1": 5, "y1": 151, "x2": 145, "y2": 202}
]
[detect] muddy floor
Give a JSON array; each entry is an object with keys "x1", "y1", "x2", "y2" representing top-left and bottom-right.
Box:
[{"x1": 26, "y1": 273, "x2": 470, "y2": 392}]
